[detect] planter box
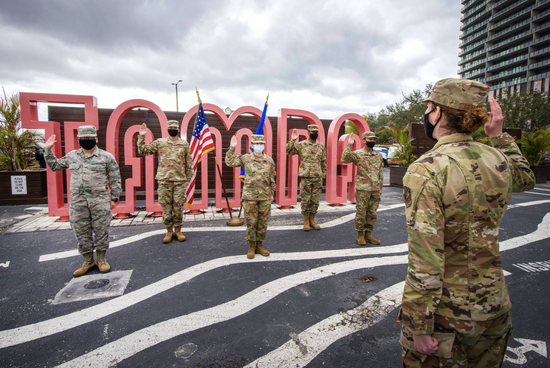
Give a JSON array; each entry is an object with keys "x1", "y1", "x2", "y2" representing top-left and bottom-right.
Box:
[
  {"x1": 531, "y1": 165, "x2": 550, "y2": 184},
  {"x1": 389, "y1": 166, "x2": 408, "y2": 188},
  {"x1": 0, "y1": 170, "x2": 48, "y2": 205}
]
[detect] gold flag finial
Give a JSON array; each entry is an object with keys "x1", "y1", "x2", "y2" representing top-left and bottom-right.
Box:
[
  {"x1": 265, "y1": 93, "x2": 269, "y2": 105},
  {"x1": 195, "y1": 87, "x2": 202, "y2": 104}
]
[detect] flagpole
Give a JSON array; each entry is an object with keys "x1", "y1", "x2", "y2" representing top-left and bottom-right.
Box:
[
  {"x1": 215, "y1": 157, "x2": 243, "y2": 226},
  {"x1": 184, "y1": 88, "x2": 204, "y2": 214}
]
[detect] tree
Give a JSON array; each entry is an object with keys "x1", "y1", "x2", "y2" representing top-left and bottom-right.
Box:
[
  {"x1": 0, "y1": 89, "x2": 41, "y2": 171},
  {"x1": 517, "y1": 129, "x2": 550, "y2": 166},
  {"x1": 378, "y1": 124, "x2": 416, "y2": 167},
  {"x1": 494, "y1": 92, "x2": 550, "y2": 131}
]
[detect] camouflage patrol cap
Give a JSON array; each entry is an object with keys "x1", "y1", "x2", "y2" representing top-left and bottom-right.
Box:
[
  {"x1": 251, "y1": 134, "x2": 266, "y2": 144},
  {"x1": 307, "y1": 124, "x2": 319, "y2": 132},
  {"x1": 167, "y1": 120, "x2": 180, "y2": 129},
  {"x1": 362, "y1": 131, "x2": 376, "y2": 139},
  {"x1": 423, "y1": 78, "x2": 489, "y2": 111},
  {"x1": 77, "y1": 125, "x2": 97, "y2": 138}
]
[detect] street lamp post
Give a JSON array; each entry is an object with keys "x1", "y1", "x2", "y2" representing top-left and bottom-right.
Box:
[{"x1": 171, "y1": 79, "x2": 182, "y2": 112}]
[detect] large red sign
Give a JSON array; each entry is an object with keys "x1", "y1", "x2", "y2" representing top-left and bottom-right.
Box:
[{"x1": 20, "y1": 92, "x2": 371, "y2": 218}]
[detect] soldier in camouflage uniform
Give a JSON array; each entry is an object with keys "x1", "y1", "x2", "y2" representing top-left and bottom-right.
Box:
[
  {"x1": 226, "y1": 134, "x2": 275, "y2": 259},
  {"x1": 44, "y1": 126, "x2": 122, "y2": 277},
  {"x1": 399, "y1": 79, "x2": 535, "y2": 367},
  {"x1": 286, "y1": 124, "x2": 327, "y2": 231},
  {"x1": 341, "y1": 131, "x2": 384, "y2": 245},
  {"x1": 137, "y1": 120, "x2": 194, "y2": 244}
]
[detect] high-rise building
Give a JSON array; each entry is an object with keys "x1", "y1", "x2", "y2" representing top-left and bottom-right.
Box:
[{"x1": 459, "y1": 0, "x2": 550, "y2": 98}]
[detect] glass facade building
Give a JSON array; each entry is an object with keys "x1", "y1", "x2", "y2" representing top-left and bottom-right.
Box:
[{"x1": 459, "y1": 0, "x2": 550, "y2": 97}]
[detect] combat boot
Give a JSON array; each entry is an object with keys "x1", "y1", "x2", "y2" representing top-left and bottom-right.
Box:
[
  {"x1": 163, "y1": 226, "x2": 173, "y2": 244},
  {"x1": 96, "y1": 250, "x2": 111, "y2": 273},
  {"x1": 255, "y1": 241, "x2": 270, "y2": 257},
  {"x1": 73, "y1": 253, "x2": 96, "y2": 277},
  {"x1": 247, "y1": 241, "x2": 256, "y2": 259},
  {"x1": 174, "y1": 226, "x2": 186, "y2": 242},
  {"x1": 357, "y1": 231, "x2": 367, "y2": 246},
  {"x1": 303, "y1": 214, "x2": 311, "y2": 231},
  {"x1": 365, "y1": 232, "x2": 381, "y2": 245},
  {"x1": 309, "y1": 213, "x2": 321, "y2": 230}
]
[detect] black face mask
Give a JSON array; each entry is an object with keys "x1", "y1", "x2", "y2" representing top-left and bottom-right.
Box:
[
  {"x1": 310, "y1": 133, "x2": 318, "y2": 140},
  {"x1": 423, "y1": 108, "x2": 442, "y2": 142},
  {"x1": 366, "y1": 141, "x2": 376, "y2": 148},
  {"x1": 79, "y1": 139, "x2": 97, "y2": 150},
  {"x1": 168, "y1": 129, "x2": 179, "y2": 137}
]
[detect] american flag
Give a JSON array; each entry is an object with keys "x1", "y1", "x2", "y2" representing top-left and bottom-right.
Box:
[{"x1": 185, "y1": 103, "x2": 215, "y2": 208}]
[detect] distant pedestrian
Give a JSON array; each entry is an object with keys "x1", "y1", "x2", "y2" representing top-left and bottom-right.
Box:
[
  {"x1": 225, "y1": 134, "x2": 275, "y2": 259},
  {"x1": 399, "y1": 79, "x2": 535, "y2": 367},
  {"x1": 44, "y1": 125, "x2": 121, "y2": 277},
  {"x1": 341, "y1": 131, "x2": 384, "y2": 245},
  {"x1": 137, "y1": 120, "x2": 193, "y2": 244},
  {"x1": 286, "y1": 125, "x2": 326, "y2": 231}
]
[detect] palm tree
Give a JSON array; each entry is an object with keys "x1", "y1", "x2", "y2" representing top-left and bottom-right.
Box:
[
  {"x1": 518, "y1": 129, "x2": 550, "y2": 166},
  {"x1": 378, "y1": 124, "x2": 416, "y2": 167},
  {"x1": 0, "y1": 89, "x2": 41, "y2": 171}
]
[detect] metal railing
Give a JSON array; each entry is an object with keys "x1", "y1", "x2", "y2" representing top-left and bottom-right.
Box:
[
  {"x1": 486, "y1": 65, "x2": 528, "y2": 80},
  {"x1": 487, "y1": 30, "x2": 533, "y2": 50},
  {"x1": 488, "y1": 19, "x2": 531, "y2": 41},
  {"x1": 488, "y1": 41, "x2": 531, "y2": 60}
]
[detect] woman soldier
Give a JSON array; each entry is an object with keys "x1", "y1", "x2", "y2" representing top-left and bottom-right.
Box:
[
  {"x1": 399, "y1": 78, "x2": 535, "y2": 367},
  {"x1": 225, "y1": 134, "x2": 276, "y2": 259}
]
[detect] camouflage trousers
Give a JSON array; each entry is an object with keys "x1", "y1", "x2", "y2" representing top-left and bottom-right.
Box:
[
  {"x1": 243, "y1": 200, "x2": 271, "y2": 241},
  {"x1": 299, "y1": 177, "x2": 323, "y2": 214},
  {"x1": 355, "y1": 190, "x2": 381, "y2": 232},
  {"x1": 401, "y1": 312, "x2": 512, "y2": 368},
  {"x1": 69, "y1": 190, "x2": 112, "y2": 255},
  {"x1": 158, "y1": 180, "x2": 187, "y2": 227}
]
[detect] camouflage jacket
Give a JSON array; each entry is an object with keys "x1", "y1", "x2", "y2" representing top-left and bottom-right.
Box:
[
  {"x1": 137, "y1": 136, "x2": 193, "y2": 183},
  {"x1": 44, "y1": 147, "x2": 122, "y2": 198},
  {"x1": 225, "y1": 147, "x2": 276, "y2": 201},
  {"x1": 341, "y1": 145, "x2": 384, "y2": 191},
  {"x1": 400, "y1": 133, "x2": 535, "y2": 334},
  {"x1": 286, "y1": 139, "x2": 327, "y2": 178}
]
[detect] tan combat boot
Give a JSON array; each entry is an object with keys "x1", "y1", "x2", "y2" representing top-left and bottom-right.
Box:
[
  {"x1": 163, "y1": 226, "x2": 173, "y2": 244},
  {"x1": 365, "y1": 232, "x2": 381, "y2": 245},
  {"x1": 96, "y1": 250, "x2": 111, "y2": 273},
  {"x1": 309, "y1": 213, "x2": 321, "y2": 230},
  {"x1": 73, "y1": 253, "x2": 96, "y2": 277},
  {"x1": 357, "y1": 231, "x2": 367, "y2": 246},
  {"x1": 247, "y1": 241, "x2": 256, "y2": 259},
  {"x1": 303, "y1": 214, "x2": 311, "y2": 231},
  {"x1": 255, "y1": 241, "x2": 270, "y2": 257},
  {"x1": 174, "y1": 226, "x2": 186, "y2": 242}
]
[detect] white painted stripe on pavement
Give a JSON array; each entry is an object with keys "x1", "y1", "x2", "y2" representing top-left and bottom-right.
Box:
[
  {"x1": 1, "y1": 246, "x2": 407, "y2": 349},
  {"x1": 38, "y1": 203, "x2": 406, "y2": 262},
  {"x1": 524, "y1": 191, "x2": 550, "y2": 197},
  {"x1": 244, "y1": 281, "x2": 405, "y2": 368},
  {"x1": 244, "y1": 214, "x2": 550, "y2": 367},
  {"x1": 57, "y1": 213, "x2": 550, "y2": 366},
  {"x1": 57, "y1": 256, "x2": 409, "y2": 368}
]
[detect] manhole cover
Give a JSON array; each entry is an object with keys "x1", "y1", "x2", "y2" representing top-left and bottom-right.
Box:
[{"x1": 84, "y1": 279, "x2": 110, "y2": 289}]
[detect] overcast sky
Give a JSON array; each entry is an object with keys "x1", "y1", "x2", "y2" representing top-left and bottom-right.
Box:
[{"x1": 1, "y1": 0, "x2": 461, "y2": 119}]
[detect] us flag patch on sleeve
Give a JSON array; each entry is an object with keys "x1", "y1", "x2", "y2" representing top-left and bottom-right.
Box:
[{"x1": 403, "y1": 186, "x2": 412, "y2": 208}]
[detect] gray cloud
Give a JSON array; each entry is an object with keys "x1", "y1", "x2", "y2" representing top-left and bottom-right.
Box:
[{"x1": 1, "y1": 0, "x2": 461, "y2": 117}]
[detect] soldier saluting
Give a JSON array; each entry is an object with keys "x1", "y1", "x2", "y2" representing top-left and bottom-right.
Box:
[
  {"x1": 286, "y1": 125, "x2": 327, "y2": 231},
  {"x1": 341, "y1": 131, "x2": 384, "y2": 245},
  {"x1": 225, "y1": 134, "x2": 275, "y2": 259},
  {"x1": 137, "y1": 120, "x2": 194, "y2": 244},
  {"x1": 399, "y1": 79, "x2": 535, "y2": 367},
  {"x1": 44, "y1": 126, "x2": 122, "y2": 277}
]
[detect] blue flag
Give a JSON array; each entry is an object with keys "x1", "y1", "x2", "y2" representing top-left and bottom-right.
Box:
[{"x1": 239, "y1": 96, "x2": 268, "y2": 182}]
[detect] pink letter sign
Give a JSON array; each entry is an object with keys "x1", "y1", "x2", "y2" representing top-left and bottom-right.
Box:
[{"x1": 20, "y1": 92, "x2": 98, "y2": 220}]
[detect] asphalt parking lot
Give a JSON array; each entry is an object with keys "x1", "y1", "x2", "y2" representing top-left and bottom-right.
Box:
[{"x1": 0, "y1": 182, "x2": 549, "y2": 367}]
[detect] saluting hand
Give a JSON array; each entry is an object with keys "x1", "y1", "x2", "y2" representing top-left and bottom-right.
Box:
[
  {"x1": 230, "y1": 136, "x2": 237, "y2": 148},
  {"x1": 291, "y1": 129, "x2": 298, "y2": 141},
  {"x1": 110, "y1": 201, "x2": 117, "y2": 210},
  {"x1": 139, "y1": 123, "x2": 147, "y2": 136},
  {"x1": 44, "y1": 135, "x2": 56, "y2": 150},
  {"x1": 486, "y1": 98, "x2": 504, "y2": 138}
]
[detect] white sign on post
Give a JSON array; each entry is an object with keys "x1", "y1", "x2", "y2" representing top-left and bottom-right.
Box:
[{"x1": 11, "y1": 176, "x2": 28, "y2": 195}]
